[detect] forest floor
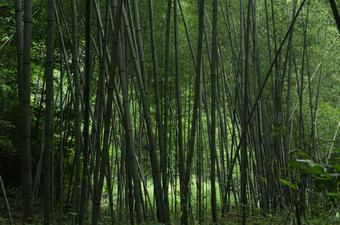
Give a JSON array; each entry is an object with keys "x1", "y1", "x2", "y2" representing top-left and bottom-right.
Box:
[{"x1": 0, "y1": 188, "x2": 339, "y2": 224}]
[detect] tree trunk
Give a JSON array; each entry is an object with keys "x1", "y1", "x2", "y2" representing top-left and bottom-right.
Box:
[
  {"x1": 43, "y1": 0, "x2": 55, "y2": 223},
  {"x1": 21, "y1": 0, "x2": 34, "y2": 222}
]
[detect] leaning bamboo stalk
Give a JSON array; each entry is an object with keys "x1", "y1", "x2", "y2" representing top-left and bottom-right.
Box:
[
  {"x1": 0, "y1": 174, "x2": 13, "y2": 225},
  {"x1": 122, "y1": 4, "x2": 166, "y2": 222}
]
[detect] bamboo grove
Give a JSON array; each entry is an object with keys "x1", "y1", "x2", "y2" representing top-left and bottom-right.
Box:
[{"x1": 1, "y1": 0, "x2": 340, "y2": 224}]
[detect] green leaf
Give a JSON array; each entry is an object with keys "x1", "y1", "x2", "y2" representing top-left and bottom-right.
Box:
[
  {"x1": 328, "y1": 158, "x2": 340, "y2": 165},
  {"x1": 144, "y1": 170, "x2": 149, "y2": 177},
  {"x1": 333, "y1": 165, "x2": 340, "y2": 171},
  {"x1": 327, "y1": 192, "x2": 340, "y2": 197},
  {"x1": 288, "y1": 160, "x2": 302, "y2": 170},
  {"x1": 270, "y1": 132, "x2": 280, "y2": 138},
  {"x1": 296, "y1": 159, "x2": 314, "y2": 167},
  {"x1": 279, "y1": 178, "x2": 297, "y2": 189},
  {"x1": 297, "y1": 151, "x2": 311, "y2": 159},
  {"x1": 280, "y1": 167, "x2": 294, "y2": 172},
  {"x1": 325, "y1": 173, "x2": 332, "y2": 180},
  {"x1": 304, "y1": 164, "x2": 324, "y2": 175},
  {"x1": 333, "y1": 149, "x2": 340, "y2": 153},
  {"x1": 314, "y1": 177, "x2": 328, "y2": 181},
  {"x1": 314, "y1": 178, "x2": 328, "y2": 192}
]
